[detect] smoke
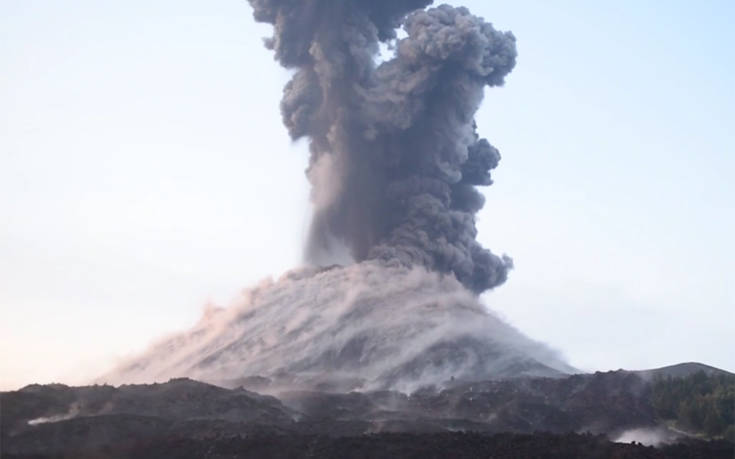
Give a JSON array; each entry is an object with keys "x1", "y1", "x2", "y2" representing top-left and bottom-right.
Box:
[{"x1": 250, "y1": 0, "x2": 516, "y2": 294}]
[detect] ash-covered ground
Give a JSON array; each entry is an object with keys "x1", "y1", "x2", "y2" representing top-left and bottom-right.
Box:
[{"x1": 3, "y1": 366, "x2": 733, "y2": 458}]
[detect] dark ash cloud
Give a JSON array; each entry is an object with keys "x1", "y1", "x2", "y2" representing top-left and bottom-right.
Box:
[{"x1": 249, "y1": 0, "x2": 516, "y2": 294}]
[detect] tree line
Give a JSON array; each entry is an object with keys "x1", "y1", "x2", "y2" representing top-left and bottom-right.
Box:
[{"x1": 652, "y1": 371, "x2": 735, "y2": 441}]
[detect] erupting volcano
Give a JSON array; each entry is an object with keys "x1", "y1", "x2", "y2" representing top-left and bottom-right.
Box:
[{"x1": 103, "y1": 0, "x2": 574, "y2": 391}]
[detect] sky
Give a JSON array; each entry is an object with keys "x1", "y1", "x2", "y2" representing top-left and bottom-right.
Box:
[{"x1": 1, "y1": 0, "x2": 733, "y2": 390}]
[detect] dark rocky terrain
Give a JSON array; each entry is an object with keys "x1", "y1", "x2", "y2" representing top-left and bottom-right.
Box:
[
  {"x1": 4, "y1": 432, "x2": 733, "y2": 459},
  {"x1": 2, "y1": 364, "x2": 733, "y2": 458}
]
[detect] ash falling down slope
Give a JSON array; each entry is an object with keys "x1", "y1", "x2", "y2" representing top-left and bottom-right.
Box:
[
  {"x1": 104, "y1": 263, "x2": 573, "y2": 391},
  {"x1": 105, "y1": 1, "x2": 575, "y2": 390}
]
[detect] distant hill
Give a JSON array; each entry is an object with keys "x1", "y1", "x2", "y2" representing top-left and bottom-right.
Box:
[{"x1": 633, "y1": 362, "x2": 735, "y2": 381}]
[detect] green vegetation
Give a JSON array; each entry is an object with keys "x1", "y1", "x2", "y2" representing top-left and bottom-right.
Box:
[{"x1": 652, "y1": 371, "x2": 735, "y2": 441}]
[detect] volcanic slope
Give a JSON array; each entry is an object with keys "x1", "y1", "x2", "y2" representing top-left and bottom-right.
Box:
[{"x1": 102, "y1": 263, "x2": 573, "y2": 392}]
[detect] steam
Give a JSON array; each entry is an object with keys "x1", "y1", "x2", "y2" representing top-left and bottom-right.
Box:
[
  {"x1": 27, "y1": 404, "x2": 80, "y2": 426},
  {"x1": 614, "y1": 427, "x2": 679, "y2": 447},
  {"x1": 251, "y1": 0, "x2": 516, "y2": 294}
]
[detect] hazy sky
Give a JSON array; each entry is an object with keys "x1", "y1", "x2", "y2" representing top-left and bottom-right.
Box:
[{"x1": 1, "y1": 0, "x2": 733, "y2": 390}]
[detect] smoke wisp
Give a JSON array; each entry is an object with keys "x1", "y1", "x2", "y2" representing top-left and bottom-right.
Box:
[{"x1": 252, "y1": 0, "x2": 516, "y2": 294}]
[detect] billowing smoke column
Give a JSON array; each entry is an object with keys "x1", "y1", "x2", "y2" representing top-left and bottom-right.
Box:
[
  {"x1": 100, "y1": 4, "x2": 575, "y2": 391},
  {"x1": 250, "y1": 0, "x2": 516, "y2": 293}
]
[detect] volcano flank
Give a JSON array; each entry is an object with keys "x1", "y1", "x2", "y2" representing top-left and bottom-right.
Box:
[{"x1": 102, "y1": 263, "x2": 573, "y2": 392}]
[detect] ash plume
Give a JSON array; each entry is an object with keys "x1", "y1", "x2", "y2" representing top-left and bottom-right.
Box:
[
  {"x1": 251, "y1": 0, "x2": 516, "y2": 293},
  {"x1": 100, "y1": 2, "x2": 574, "y2": 393}
]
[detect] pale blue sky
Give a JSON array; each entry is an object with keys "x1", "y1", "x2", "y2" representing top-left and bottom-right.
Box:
[{"x1": 1, "y1": 1, "x2": 733, "y2": 389}]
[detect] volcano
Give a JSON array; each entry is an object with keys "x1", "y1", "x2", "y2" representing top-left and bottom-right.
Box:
[{"x1": 102, "y1": 263, "x2": 573, "y2": 392}]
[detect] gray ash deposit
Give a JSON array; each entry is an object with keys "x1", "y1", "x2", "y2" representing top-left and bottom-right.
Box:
[{"x1": 103, "y1": 263, "x2": 573, "y2": 392}]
